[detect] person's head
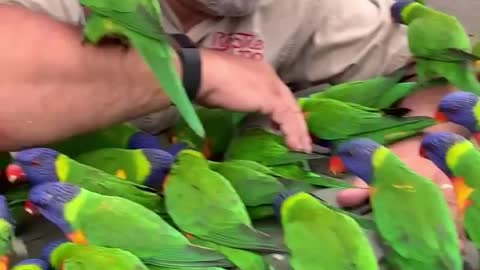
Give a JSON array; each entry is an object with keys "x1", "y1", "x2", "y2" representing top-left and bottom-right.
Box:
[{"x1": 193, "y1": 0, "x2": 260, "y2": 17}]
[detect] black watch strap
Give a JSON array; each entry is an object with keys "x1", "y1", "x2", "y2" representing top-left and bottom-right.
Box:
[{"x1": 169, "y1": 34, "x2": 202, "y2": 101}]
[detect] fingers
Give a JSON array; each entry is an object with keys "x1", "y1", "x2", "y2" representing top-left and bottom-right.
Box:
[
  {"x1": 336, "y1": 178, "x2": 370, "y2": 207},
  {"x1": 269, "y1": 84, "x2": 312, "y2": 152}
]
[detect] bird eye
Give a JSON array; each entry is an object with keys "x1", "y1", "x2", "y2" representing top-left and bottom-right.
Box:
[{"x1": 344, "y1": 150, "x2": 354, "y2": 157}]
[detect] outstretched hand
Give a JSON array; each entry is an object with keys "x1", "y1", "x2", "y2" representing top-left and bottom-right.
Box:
[{"x1": 196, "y1": 49, "x2": 312, "y2": 153}]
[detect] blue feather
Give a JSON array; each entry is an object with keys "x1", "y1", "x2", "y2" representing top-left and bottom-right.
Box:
[
  {"x1": 128, "y1": 131, "x2": 161, "y2": 149},
  {"x1": 273, "y1": 190, "x2": 301, "y2": 221},
  {"x1": 142, "y1": 149, "x2": 174, "y2": 190},
  {"x1": 41, "y1": 239, "x2": 68, "y2": 262}
]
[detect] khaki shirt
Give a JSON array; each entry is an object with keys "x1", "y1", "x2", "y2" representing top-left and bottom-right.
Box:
[{"x1": 0, "y1": 0, "x2": 411, "y2": 84}]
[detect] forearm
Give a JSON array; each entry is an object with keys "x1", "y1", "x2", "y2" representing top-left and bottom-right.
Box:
[
  {"x1": 0, "y1": 6, "x2": 173, "y2": 150},
  {"x1": 390, "y1": 85, "x2": 469, "y2": 157}
]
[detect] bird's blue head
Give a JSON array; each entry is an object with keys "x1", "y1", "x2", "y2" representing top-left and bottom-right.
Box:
[
  {"x1": 391, "y1": 0, "x2": 416, "y2": 24},
  {"x1": 272, "y1": 190, "x2": 301, "y2": 222},
  {"x1": 436, "y1": 91, "x2": 479, "y2": 134},
  {"x1": 330, "y1": 139, "x2": 382, "y2": 184},
  {"x1": 11, "y1": 258, "x2": 49, "y2": 270},
  {"x1": 41, "y1": 239, "x2": 68, "y2": 262},
  {"x1": 127, "y1": 131, "x2": 161, "y2": 150},
  {"x1": 420, "y1": 132, "x2": 468, "y2": 177},
  {"x1": 0, "y1": 195, "x2": 14, "y2": 226},
  {"x1": 141, "y1": 149, "x2": 175, "y2": 190},
  {"x1": 28, "y1": 183, "x2": 80, "y2": 234},
  {"x1": 11, "y1": 148, "x2": 60, "y2": 186}
]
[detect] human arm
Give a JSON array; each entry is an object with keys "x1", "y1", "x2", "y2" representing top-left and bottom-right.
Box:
[
  {"x1": 0, "y1": 4, "x2": 311, "y2": 152},
  {"x1": 0, "y1": 5, "x2": 173, "y2": 150}
]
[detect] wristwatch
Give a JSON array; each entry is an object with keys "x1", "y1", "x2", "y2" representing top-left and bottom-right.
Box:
[{"x1": 169, "y1": 33, "x2": 202, "y2": 101}]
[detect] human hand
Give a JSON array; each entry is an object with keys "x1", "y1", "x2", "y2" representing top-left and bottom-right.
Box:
[
  {"x1": 196, "y1": 49, "x2": 312, "y2": 152},
  {"x1": 336, "y1": 139, "x2": 466, "y2": 251}
]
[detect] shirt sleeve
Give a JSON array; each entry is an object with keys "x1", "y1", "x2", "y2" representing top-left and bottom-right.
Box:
[
  {"x1": 279, "y1": 0, "x2": 412, "y2": 84},
  {"x1": 0, "y1": 0, "x2": 85, "y2": 25}
]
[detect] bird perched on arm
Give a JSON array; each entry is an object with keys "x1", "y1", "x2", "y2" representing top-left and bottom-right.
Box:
[
  {"x1": 79, "y1": 0, "x2": 204, "y2": 137},
  {"x1": 391, "y1": 0, "x2": 480, "y2": 93},
  {"x1": 420, "y1": 132, "x2": 480, "y2": 248}
]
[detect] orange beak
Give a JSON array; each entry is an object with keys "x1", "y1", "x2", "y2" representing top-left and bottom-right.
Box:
[
  {"x1": 419, "y1": 147, "x2": 427, "y2": 158},
  {"x1": 329, "y1": 156, "x2": 346, "y2": 175},
  {"x1": 24, "y1": 201, "x2": 39, "y2": 216},
  {"x1": 0, "y1": 256, "x2": 9, "y2": 270},
  {"x1": 434, "y1": 111, "x2": 448, "y2": 123},
  {"x1": 5, "y1": 164, "x2": 26, "y2": 183},
  {"x1": 168, "y1": 134, "x2": 178, "y2": 144},
  {"x1": 473, "y1": 133, "x2": 480, "y2": 145}
]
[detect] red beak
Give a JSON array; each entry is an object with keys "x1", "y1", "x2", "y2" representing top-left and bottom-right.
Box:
[
  {"x1": 24, "y1": 201, "x2": 39, "y2": 216},
  {"x1": 5, "y1": 164, "x2": 26, "y2": 183},
  {"x1": 474, "y1": 133, "x2": 480, "y2": 145},
  {"x1": 419, "y1": 147, "x2": 427, "y2": 158},
  {"x1": 329, "y1": 156, "x2": 346, "y2": 175},
  {"x1": 434, "y1": 111, "x2": 448, "y2": 123}
]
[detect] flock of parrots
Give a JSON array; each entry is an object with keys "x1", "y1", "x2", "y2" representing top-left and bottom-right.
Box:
[{"x1": 3, "y1": 0, "x2": 480, "y2": 269}]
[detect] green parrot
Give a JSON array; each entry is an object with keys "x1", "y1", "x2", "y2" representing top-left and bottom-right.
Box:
[
  {"x1": 42, "y1": 240, "x2": 150, "y2": 270},
  {"x1": 49, "y1": 123, "x2": 162, "y2": 158},
  {"x1": 309, "y1": 68, "x2": 421, "y2": 109},
  {"x1": 224, "y1": 128, "x2": 357, "y2": 189},
  {"x1": 11, "y1": 259, "x2": 49, "y2": 270},
  {"x1": 225, "y1": 128, "x2": 324, "y2": 166},
  {"x1": 28, "y1": 183, "x2": 233, "y2": 268},
  {"x1": 273, "y1": 191, "x2": 378, "y2": 270},
  {"x1": 164, "y1": 149, "x2": 285, "y2": 254},
  {"x1": 331, "y1": 138, "x2": 462, "y2": 270},
  {"x1": 10, "y1": 148, "x2": 167, "y2": 217},
  {"x1": 168, "y1": 107, "x2": 247, "y2": 160},
  {"x1": 420, "y1": 132, "x2": 480, "y2": 248},
  {"x1": 208, "y1": 159, "x2": 287, "y2": 208},
  {"x1": 391, "y1": 0, "x2": 480, "y2": 93},
  {"x1": 74, "y1": 148, "x2": 174, "y2": 190},
  {"x1": 0, "y1": 196, "x2": 13, "y2": 270},
  {"x1": 299, "y1": 97, "x2": 435, "y2": 148},
  {"x1": 79, "y1": 0, "x2": 204, "y2": 137}
]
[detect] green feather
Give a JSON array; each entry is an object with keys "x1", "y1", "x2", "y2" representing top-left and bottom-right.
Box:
[
  {"x1": 48, "y1": 242, "x2": 149, "y2": 270},
  {"x1": 278, "y1": 192, "x2": 378, "y2": 270},
  {"x1": 190, "y1": 237, "x2": 271, "y2": 270}
]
